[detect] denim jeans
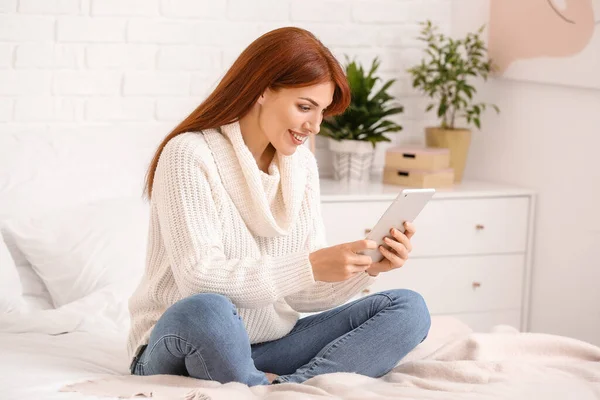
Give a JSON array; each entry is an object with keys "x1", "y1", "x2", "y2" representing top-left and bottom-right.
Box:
[{"x1": 130, "y1": 289, "x2": 431, "y2": 386}]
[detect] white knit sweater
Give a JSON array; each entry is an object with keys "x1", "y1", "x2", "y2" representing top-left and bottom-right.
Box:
[{"x1": 127, "y1": 121, "x2": 376, "y2": 359}]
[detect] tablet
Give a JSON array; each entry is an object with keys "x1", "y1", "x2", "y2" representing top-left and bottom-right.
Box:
[{"x1": 360, "y1": 188, "x2": 435, "y2": 263}]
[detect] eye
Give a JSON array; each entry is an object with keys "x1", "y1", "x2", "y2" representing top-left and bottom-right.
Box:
[{"x1": 298, "y1": 105, "x2": 311, "y2": 112}]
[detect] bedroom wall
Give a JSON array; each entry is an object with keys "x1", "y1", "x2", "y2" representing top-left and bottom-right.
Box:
[
  {"x1": 453, "y1": 3, "x2": 600, "y2": 345},
  {"x1": 0, "y1": 0, "x2": 452, "y2": 177},
  {"x1": 464, "y1": 79, "x2": 600, "y2": 347}
]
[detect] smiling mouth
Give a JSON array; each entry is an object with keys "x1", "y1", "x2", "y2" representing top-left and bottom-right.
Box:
[{"x1": 289, "y1": 130, "x2": 308, "y2": 145}]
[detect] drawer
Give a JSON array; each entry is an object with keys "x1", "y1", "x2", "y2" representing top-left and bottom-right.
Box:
[
  {"x1": 321, "y1": 200, "x2": 391, "y2": 246},
  {"x1": 409, "y1": 197, "x2": 530, "y2": 257},
  {"x1": 362, "y1": 254, "x2": 525, "y2": 314},
  {"x1": 321, "y1": 196, "x2": 530, "y2": 257}
]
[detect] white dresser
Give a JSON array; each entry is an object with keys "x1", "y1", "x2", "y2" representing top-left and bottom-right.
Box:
[{"x1": 319, "y1": 178, "x2": 536, "y2": 333}]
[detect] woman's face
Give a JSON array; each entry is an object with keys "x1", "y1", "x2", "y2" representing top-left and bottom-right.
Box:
[{"x1": 257, "y1": 82, "x2": 334, "y2": 156}]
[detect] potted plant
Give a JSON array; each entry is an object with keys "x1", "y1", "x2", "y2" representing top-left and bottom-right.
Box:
[
  {"x1": 321, "y1": 56, "x2": 404, "y2": 182},
  {"x1": 407, "y1": 20, "x2": 500, "y2": 182}
]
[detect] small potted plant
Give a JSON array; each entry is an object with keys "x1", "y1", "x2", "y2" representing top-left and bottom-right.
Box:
[
  {"x1": 407, "y1": 20, "x2": 500, "y2": 182},
  {"x1": 321, "y1": 56, "x2": 403, "y2": 182}
]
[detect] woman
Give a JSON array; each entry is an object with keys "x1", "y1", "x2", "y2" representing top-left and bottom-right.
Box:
[{"x1": 128, "y1": 27, "x2": 431, "y2": 386}]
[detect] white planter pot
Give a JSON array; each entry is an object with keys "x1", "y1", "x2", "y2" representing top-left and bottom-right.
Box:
[{"x1": 328, "y1": 138, "x2": 375, "y2": 182}]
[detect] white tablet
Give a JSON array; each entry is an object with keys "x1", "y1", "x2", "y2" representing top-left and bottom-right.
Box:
[{"x1": 361, "y1": 188, "x2": 435, "y2": 263}]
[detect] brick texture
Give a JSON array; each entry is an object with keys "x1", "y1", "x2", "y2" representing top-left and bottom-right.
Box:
[{"x1": 0, "y1": 0, "x2": 452, "y2": 175}]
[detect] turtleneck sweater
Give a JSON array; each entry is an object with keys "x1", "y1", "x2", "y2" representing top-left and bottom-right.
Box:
[{"x1": 127, "y1": 121, "x2": 376, "y2": 360}]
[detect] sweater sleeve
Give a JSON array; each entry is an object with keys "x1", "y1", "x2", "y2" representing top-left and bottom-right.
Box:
[
  {"x1": 153, "y1": 136, "x2": 316, "y2": 309},
  {"x1": 284, "y1": 155, "x2": 377, "y2": 313}
]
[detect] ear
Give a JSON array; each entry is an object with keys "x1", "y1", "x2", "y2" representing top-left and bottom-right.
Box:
[
  {"x1": 257, "y1": 93, "x2": 265, "y2": 105},
  {"x1": 257, "y1": 88, "x2": 272, "y2": 106}
]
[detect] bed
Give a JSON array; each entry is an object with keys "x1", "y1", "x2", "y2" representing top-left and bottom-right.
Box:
[{"x1": 1, "y1": 129, "x2": 599, "y2": 400}]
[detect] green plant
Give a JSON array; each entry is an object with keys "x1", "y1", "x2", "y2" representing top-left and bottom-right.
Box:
[
  {"x1": 321, "y1": 56, "x2": 403, "y2": 147},
  {"x1": 407, "y1": 20, "x2": 500, "y2": 130}
]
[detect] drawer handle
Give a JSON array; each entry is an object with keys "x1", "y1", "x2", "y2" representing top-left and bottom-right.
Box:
[
  {"x1": 362, "y1": 289, "x2": 371, "y2": 295},
  {"x1": 475, "y1": 224, "x2": 485, "y2": 231},
  {"x1": 364, "y1": 228, "x2": 372, "y2": 235},
  {"x1": 472, "y1": 281, "x2": 481, "y2": 289}
]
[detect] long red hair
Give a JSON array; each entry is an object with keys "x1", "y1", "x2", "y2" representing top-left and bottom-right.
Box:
[{"x1": 143, "y1": 27, "x2": 351, "y2": 200}]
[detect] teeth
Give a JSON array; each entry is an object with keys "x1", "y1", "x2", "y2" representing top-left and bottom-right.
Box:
[{"x1": 291, "y1": 131, "x2": 307, "y2": 143}]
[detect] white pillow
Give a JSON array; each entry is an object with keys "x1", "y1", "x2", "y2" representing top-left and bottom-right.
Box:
[
  {"x1": 0, "y1": 225, "x2": 54, "y2": 310},
  {"x1": 3, "y1": 197, "x2": 150, "y2": 308},
  {"x1": 0, "y1": 233, "x2": 24, "y2": 313},
  {"x1": 16, "y1": 264, "x2": 54, "y2": 310},
  {"x1": 0, "y1": 127, "x2": 164, "y2": 312}
]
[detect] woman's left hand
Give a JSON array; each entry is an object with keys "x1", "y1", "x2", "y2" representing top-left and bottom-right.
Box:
[{"x1": 365, "y1": 221, "x2": 416, "y2": 277}]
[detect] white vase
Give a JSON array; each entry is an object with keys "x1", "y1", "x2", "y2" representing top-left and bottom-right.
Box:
[{"x1": 328, "y1": 138, "x2": 375, "y2": 182}]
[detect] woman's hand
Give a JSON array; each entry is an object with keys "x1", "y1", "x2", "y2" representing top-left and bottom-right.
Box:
[
  {"x1": 365, "y1": 221, "x2": 416, "y2": 277},
  {"x1": 309, "y1": 240, "x2": 377, "y2": 282}
]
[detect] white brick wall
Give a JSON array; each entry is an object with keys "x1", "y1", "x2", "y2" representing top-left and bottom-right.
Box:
[
  {"x1": 0, "y1": 98, "x2": 13, "y2": 121},
  {"x1": 19, "y1": 0, "x2": 81, "y2": 15},
  {"x1": 15, "y1": 43, "x2": 84, "y2": 68},
  {"x1": 0, "y1": 0, "x2": 452, "y2": 176},
  {"x1": 160, "y1": 0, "x2": 226, "y2": 19},
  {"x1": 0, "y1": 0, "x2": 17, "y2": 13},
  {"x1": 57, "y1": 17, "x2": 127, "y2": 42},
  {"x1": 14, "y1": 96, "x2": 78, "y2": 121},
  {"x1": 91, "y1": 0, "x2": 158, "y2": 17},
  {"x1": 85, "y1": 44, "x2": 155, "y2": 69},
  {"x1": 85, "y1": 97, "x2": 155, "y2": 121},
  {"x1": 0, "y1": 15, "x2": 54, "y2": 41},
  {"x1": 123, "y1": 72, "x2": 190, "y2": 95},
  {"x1": 54, "y1": 71, "x2": 121, "y2": 94},
  {"x1": 0, "y1": 43, "x2": 12, "y2": 67}
]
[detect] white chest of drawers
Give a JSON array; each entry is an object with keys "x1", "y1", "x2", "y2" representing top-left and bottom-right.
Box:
[{"x1": 319, "y1": 178, "x2": 536, "y2": 333}]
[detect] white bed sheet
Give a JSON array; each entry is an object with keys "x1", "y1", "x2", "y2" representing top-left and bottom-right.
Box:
[
  {"x1": 0, "y1": 331, "x2": 129, "y2": 400},
  {"x1": 2, "y1": 316, "x2": 599, "y2": 400},
  {"x1": 0, "y1": 315, "x2": 470, "y2": 400}
]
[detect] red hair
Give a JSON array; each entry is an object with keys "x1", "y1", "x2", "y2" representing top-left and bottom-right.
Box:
[{"x1": 143, "y1": 27, "x2": 351, "y2": 200}]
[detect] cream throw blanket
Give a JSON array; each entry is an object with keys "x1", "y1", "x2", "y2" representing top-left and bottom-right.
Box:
[{"x1": 62, "y1": 317, "x2": 600, "y2": 400}]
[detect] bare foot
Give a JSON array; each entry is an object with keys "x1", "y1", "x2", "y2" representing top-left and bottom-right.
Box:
[{"x1": 264, "y1": 372, "x2": 279, "y2": 383}]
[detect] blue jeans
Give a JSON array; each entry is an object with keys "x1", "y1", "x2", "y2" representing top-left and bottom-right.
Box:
[{"x1": 130, "y1": 289, "x2": 431, "y2": 386}]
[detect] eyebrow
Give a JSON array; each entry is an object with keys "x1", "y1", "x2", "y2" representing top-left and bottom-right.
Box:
[{"x1": 299, "y1": 97, "x2": 320, "y2": 108}]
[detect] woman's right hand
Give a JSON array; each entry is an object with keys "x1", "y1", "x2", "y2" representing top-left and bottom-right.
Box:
[{"x1": 309, "y1": 240, "x2": 377, "y2": 282}]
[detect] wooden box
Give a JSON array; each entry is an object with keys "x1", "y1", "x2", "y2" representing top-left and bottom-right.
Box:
[
  {"x1": 383, "y1": 167, "x2": 455, "y2": 188},
  {"x1": 384, "y1": 146, "x2": 450, "y2": 171}
]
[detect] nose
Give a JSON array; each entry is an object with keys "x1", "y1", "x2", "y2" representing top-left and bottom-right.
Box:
[{"x1": 302, "y1": 115, "x2": 321, "y2": 135}]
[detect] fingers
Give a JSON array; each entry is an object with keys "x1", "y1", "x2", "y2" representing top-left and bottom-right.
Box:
[
  {"x1": 379, "y1": 245, "x2": 404, "y2": 268},
  {"x1": 380, "y1": 225, "x2": 413, "y2": 270},
  {"x1": 347, "y1": 257, "x2": 371, "y2": 274},
  {"x1": 349, "y1": 239, "x2": 378, "y2": 253},
  {"x1": 389, "y1": 227, "x2": 412, "y2": 253},
  {"x1": 384, "y1": 238, "x2": 409, "y2": 259},
  {"x1": 404, "y1": 221, "x2": 416, "y2": 239},
  {"x1": 345, "y1": 246, "x2": 373, "y2": 266},
  {"x1": 351, "y1": 253, "x2": 373, "y2": 266},
  {"x1": 350, "y1": 264, "x2": 370, "y2": 274}
]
